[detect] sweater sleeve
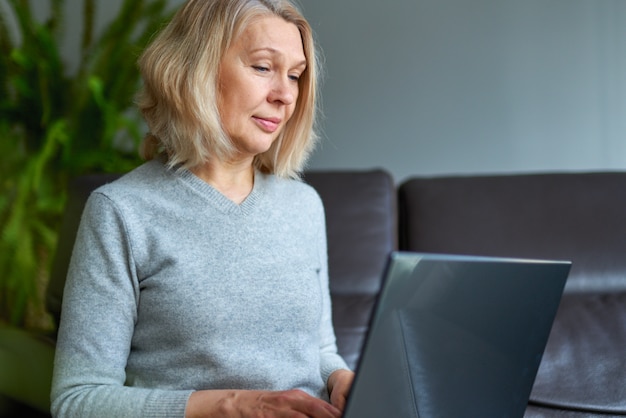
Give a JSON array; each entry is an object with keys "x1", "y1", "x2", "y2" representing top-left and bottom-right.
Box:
[
  {"x1": 50, "y1": 192, "x2": 193, "y2": 418},
  {"x1": 315, "y1": 200, "x2": 351, "y2": 384}
]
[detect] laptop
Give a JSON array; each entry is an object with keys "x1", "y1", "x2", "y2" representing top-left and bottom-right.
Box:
[{"x1": 342, "y1": 251, "x2": 570, "y2": 418}]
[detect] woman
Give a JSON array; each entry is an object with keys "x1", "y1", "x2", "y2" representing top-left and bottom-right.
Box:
[{"x1": 50, "y1": 0, "x2": 354, "y2": 416}]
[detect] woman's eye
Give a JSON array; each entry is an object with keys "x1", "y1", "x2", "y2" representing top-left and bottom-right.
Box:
[
  {"x1": 288, "y1": 74, "x2": 300, "y2": 82},
  {"x1": 253, "y1": 65, "x2": 270, "y2": 73}
]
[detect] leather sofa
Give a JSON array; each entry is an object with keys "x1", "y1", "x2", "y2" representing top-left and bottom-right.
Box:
[
  {"x1": 308, "y1": 170, "x2": 626, "y2": 417},
  {"x1": 5, "y1": 169, "x2": 626, "y2": 416}
]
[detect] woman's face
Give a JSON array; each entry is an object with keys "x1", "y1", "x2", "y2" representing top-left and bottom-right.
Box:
[{"x1": 217, "y1": 16, "x2": 306, "y2": 162}]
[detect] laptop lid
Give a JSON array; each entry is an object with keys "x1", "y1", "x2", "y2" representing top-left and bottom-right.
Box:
[{"x1": 342, "y1": 252, "x2": 570, "y2": 418}]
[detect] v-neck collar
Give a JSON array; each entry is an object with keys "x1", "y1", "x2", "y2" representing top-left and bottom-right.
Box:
[{"x1": 177, "y1": 168, "x2": 264, "y2": 215}]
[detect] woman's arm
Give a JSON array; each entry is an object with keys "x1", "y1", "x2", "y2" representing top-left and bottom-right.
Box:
[{"x1": 51, "y1": 193, "x2": 192, "y2": 417}]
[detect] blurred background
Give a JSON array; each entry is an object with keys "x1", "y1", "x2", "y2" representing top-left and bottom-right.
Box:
[{"x1": 303, "y1": 0, "x2": 626, "y2": 181}]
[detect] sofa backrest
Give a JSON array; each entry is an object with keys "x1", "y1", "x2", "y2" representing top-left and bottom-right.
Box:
[
  {"x1": 399, "y1": 172, "x2": 626, "y2": 292},
  {"x1": 303, "y1": 170, "x2": 397, "y2": 369}
]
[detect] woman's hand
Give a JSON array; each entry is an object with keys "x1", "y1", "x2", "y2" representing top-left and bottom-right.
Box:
[
  {"x1": 327, "y1": 369, "x2": 355, "y2": 412},
  {"x1": 185, "y1": 388, "x2": 342, "y2": 418}
]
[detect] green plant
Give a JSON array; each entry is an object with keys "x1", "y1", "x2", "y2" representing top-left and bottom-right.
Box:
[{"x1": 0, "y1": 0, "x2": 174, "y2": 328}]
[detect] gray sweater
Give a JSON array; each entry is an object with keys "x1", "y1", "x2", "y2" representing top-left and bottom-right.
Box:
[{"x1": 51, "y1": 159, "x2": 348, "y2": 417}]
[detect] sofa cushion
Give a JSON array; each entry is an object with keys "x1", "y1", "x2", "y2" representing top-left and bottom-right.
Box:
[
  {"x1": 304, "y1": 170, "x2": 396, "y2": 369},
  {"x1": 399, "y1": 172, "x2": 626, "y2": 416},
  {"x1": 529, "y1": 291, "x2": 626, "y2": 415},
  {"x1": 524, "y1": 404, "x2": 610, "y2": 418}
]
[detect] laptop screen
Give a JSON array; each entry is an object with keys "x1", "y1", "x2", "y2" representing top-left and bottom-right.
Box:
[{"x1": 342, "y1": 252, "x2": 570, "y2": 418}]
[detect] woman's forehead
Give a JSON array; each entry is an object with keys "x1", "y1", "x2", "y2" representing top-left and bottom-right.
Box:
[{"x1": 232, "y1": 16, "x2": 306, "y2": 64}]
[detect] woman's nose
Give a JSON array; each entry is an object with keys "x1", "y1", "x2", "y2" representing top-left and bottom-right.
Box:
[{"x1": 269, "y1": 75, "x2": 297, "y2": 105}]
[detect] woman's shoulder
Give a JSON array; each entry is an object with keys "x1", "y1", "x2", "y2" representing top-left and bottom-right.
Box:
[
  {"x1": 94, "y1": 159, "x2": 171, "y2": 196},
  {"x1": 86, "y1": 160, "x2": 181, "y2": 214},
  {"x1": 262, "y1": 173, "x2": 322, "y2": 203}
]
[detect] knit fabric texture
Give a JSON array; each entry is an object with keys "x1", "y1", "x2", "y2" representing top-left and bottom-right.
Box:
[{"x1": 51, "y1": 159, "x2": 348, "y2": 417}]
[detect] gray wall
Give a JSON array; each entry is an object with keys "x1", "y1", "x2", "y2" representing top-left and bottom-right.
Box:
[
  {"x1": 17, "y1": 0, "x2": 626, "y2": 182},
  {"x1": 300, "y1": 0, "x2": 626, "y2": 181}
]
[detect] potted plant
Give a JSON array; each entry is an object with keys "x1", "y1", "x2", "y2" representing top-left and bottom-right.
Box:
[{"x1": 0, "y1": 0, "x2": 173, "y2": 330}]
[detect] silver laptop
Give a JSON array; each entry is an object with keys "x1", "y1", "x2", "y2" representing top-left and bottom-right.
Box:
[{"x1": 343, "y1": 252, "x2": 570, "y2": 418}]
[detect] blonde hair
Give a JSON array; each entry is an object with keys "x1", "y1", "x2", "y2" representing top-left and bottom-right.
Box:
[{"x1": 136, "y1": 0, "x2": 319, "y2": 178}]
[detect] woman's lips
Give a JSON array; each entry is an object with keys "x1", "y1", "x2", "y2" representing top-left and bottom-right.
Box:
[{"x1": 253, "y1": 116, "x2": 281, "y2": 133}]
